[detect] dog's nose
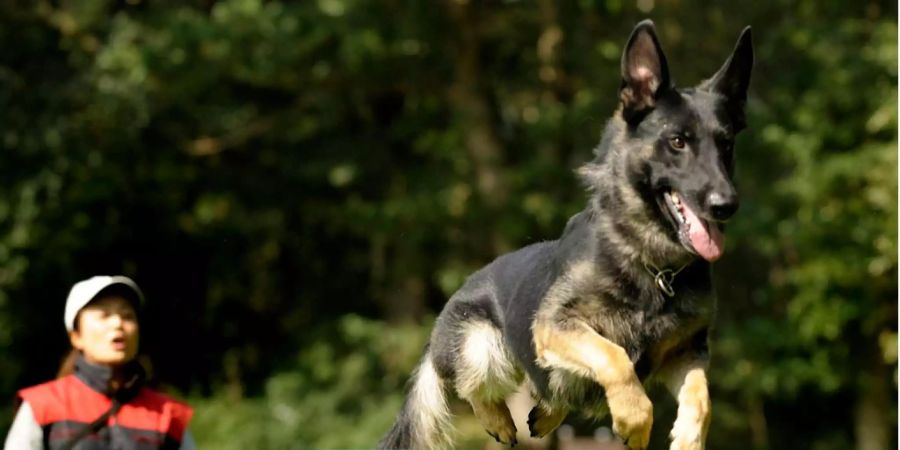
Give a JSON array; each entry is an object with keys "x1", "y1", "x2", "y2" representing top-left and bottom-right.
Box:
[{"x1": 707, "y1": 191, "x2": 739, "y2": 221}]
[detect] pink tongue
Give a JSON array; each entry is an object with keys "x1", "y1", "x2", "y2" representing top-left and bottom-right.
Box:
[{"x1": 680, "y1": 202, "x2": 724, "y2": 261}]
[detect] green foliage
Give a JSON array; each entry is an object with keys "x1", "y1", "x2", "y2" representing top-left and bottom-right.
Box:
[
  {"x1": 709, "y1": 14, "x2": 897, "y2": 450},
  {"x1": 189, "y1": 315, "x2": 436, "y2": 449}
]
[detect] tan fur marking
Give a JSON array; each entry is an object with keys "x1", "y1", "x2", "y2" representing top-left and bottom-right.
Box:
[
  {"x1": 534, "y1": 320, "x2": 633, "y2": 386},
  {"x1": 533, "y1": 320, "x2": 653, "y2": 449},
  {"x1": 662, "y1": 361, "x2": 711, "y2": 450},
  {"x1": 470, "y1": 400, "x2": 517, "y2": 445}
]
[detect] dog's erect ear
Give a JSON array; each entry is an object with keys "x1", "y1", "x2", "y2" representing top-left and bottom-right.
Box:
[
  {"x1": 702, "y1": 27, "x2": 753, "y2": 128},
  {"x1": 619, "y1": 20, "x2": 671, "y2": 124}
]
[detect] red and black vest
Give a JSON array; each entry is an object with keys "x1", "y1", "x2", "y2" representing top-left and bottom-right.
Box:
[{"x1": 17, "y1": 356, "x2": 192, "y2": 450}]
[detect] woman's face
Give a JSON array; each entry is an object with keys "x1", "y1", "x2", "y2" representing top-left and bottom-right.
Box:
[{"x1": 69, "y1": 295, "x2": 139, "y2": 366}]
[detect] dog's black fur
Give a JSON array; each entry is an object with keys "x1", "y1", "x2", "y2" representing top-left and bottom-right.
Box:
[{"x1": 379, "y1": 20, "x2": 753, "y2": 450}]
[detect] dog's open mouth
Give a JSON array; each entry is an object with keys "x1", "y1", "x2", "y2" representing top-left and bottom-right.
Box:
[{"x1": 662, "y1": 191, "x2": 724, "y2": 262}]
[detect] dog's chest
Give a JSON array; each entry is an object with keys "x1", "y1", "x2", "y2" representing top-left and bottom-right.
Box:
[
  {"x1": 579, "y1": 280, "x2": 713, "y2": 366},
  {"x1": 639, "y1": 304, "x2": 710, "y2": 372}
]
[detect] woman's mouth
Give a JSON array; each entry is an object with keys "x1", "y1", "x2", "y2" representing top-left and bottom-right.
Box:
[{"x1": 110, "y1": 336, "x2": 127, "y2": 351}]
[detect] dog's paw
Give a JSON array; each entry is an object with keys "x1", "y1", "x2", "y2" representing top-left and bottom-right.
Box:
[
  {"x1": 527, "y1": 404, "x2": 567, "y2": 438},
  {"x1": 606, "y1": 383, "x2": 653, "y2": 450},
  {"x1": 476, "y1": 406, "x2": 517, "y2": 447},
  {"x1": 669, "y1": 417, "x2": 704, "y2": 450},
  {"x1": 669, "y1": 391, "x2": 710, "y2": 450},
  {"x1": 669, "y1": 433, "x2": 702, "y2": 450},
  {"x1": 486, "y1": 428, "x2": 517, "y2": 447}
]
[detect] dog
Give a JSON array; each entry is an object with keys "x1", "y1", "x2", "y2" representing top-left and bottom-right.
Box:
[{"x1": 378, "y1": 19, "x2": 753, "y2": 450}]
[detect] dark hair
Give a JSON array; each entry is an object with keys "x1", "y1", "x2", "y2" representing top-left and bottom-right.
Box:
[
  {"x1": 58, "y1": 308, "x2": 86, "y2": 378},
  {"x1": 56, "y1": 348, "x2": 79, "y2": 378}
]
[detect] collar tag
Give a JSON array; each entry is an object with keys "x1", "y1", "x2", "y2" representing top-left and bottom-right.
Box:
[
  {"x1": 644, "y1": 262, "x2": 688, "y2": 298},
  {"x1": 654, "y1": 270, "x2": 676, "y2": 297}
]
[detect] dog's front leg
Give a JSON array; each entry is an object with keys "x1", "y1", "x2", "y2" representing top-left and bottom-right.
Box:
[
  {"x1": 661, "y1": 358, "x2": 711, "y2": 450},
  {"x1": 533, "y1": 320, "x2": 652, "y2": 450}
]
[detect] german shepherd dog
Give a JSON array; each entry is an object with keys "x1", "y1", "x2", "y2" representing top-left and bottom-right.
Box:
[{"x1": 378, "y1": 20, "x2": 753, "y2": 450}]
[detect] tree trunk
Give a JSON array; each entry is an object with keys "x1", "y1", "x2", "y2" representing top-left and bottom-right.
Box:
[
  {"x1": 854, "y1": 348, "x2": 889, "y2": 450},
  {"x1": 444, "y1": 1, "x2": 511, "y2": 255},
  {"x1": 747, "y1": 393, "x2": 769, "y2": 450}
]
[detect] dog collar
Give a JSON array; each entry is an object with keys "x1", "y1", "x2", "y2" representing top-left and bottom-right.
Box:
[{"x1": 643, "y1": 262, "x2": 690, "y2": 297}]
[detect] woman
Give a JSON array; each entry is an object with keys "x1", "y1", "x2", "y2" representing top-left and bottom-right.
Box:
[{"x1": 4, "y1": 276, "x2": 196, "y2": 450}]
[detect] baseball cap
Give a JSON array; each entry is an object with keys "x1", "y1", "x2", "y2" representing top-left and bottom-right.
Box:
[{"x1": 64, "y1": 275, "x2": 144, "y2": 331}]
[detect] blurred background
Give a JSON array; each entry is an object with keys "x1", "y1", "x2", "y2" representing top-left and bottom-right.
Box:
[{"x1": 0, "y1": 0, "x2": 896, "y2": 449}]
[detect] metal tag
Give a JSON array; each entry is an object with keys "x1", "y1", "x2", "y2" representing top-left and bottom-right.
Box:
[{"x1": 654, "y1": 270, "x2": 676, "y2": 297}]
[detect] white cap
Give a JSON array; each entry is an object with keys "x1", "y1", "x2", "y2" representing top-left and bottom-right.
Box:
[{"x1": 64, "y1": 275, "x2": 144, "y2": 331}]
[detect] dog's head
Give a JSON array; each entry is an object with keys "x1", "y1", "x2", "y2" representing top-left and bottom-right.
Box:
[{"x1": 616, "y1": 20, "x2": 753, "y2": 262}]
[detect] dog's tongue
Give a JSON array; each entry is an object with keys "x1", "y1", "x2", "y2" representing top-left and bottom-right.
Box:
[{"x1": 681, "y1": 202, "x2": 724, "y2": 261}]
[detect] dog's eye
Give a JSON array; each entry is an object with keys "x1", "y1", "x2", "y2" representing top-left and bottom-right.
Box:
[{"x1": 669, "y1": 136, "x2": 687, "y2": 150}]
